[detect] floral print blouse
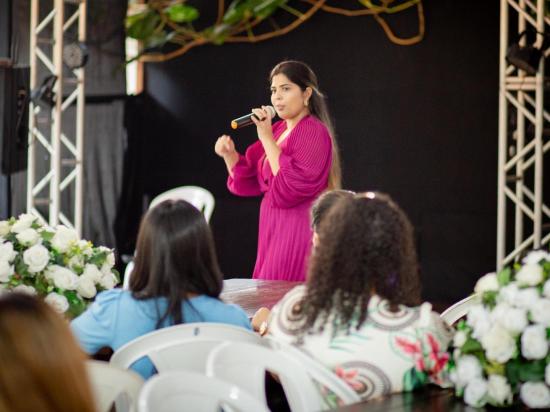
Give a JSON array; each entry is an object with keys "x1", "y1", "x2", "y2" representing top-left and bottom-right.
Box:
[{"x1": 267, "y1": 285, "x2": 453, "y2": 406}]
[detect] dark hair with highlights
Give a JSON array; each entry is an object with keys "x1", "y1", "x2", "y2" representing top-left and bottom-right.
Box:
[
  {"x1": 311, "y1": 190, "x2": 355, "y2": 233},
  {"x1": 270, "y1": 60, "x2": 342, "y2": 190},
  {"x1": 130, "y1": 200, "x2": 223, "y2": 328},
  {"x1": 301, "y1": 192, "x2": 421, "y2": 334}
]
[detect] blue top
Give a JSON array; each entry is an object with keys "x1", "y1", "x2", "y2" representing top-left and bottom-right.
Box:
[{"x1": 71, "y1": 288, "x2": 251, "y2": 378}]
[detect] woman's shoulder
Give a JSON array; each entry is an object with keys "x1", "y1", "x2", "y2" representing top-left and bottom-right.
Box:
[{"x1": 190, "y1": 295, "x2": 251, "y2": 326}]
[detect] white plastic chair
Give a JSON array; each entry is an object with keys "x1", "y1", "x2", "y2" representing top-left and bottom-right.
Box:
[
  {"x1": 206, "y1": 341, "x2": 322, "y2": 412},
  {"x1": 440, "y1": 293, "x2": 481, "y2": 325},
  {"x1": 266, "y1": 337, "x2": 361, "y2": 408},
  {"x1": 110, "y1": 323, "x2": 266, "y2": 374},
  {"x1": 149, "y1": 185, "x2": 215, "y2": 222},
  {"x1": 86, "y1": 360, "x2": 144, "y2": 412},
  {"x1": 122, "y1": 185, "x2": 215, "y2": 290},
  {"x1": 137, "y1": 370, "x2": 269, "y2": 412}
]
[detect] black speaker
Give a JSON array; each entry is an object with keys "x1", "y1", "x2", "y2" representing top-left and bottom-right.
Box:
[{"x1": 0, "y1": 66, "x2": 30, "y2": 174}]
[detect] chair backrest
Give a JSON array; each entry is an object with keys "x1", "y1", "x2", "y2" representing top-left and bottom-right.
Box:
[
  {"x1": 137, "y1": 370, "x2": 269, "y2": 412},
  {"x1": 86, "y1": 360, "x2": 144, "y2": 412},
  {"x1": 110, "y1": 323, "x2": 265, "y2": 374},
  {"x1": 265, "y1": 337, "x2": 361, "y2": 408},
  {"x1": 440, "y1": 293, "x2": 481, "y2": 325},
  {"x1": 149, "y1": 186, "x2": 215, "y2": 222},
  {"x1": 206, "y1": 341, "x2": 322, "y2": 412}
]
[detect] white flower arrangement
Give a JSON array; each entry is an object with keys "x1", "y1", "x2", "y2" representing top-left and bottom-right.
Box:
[
  {"x1": 450, "y1": 249, "x2": 550, "y2": 408},
  {"x1": 0, "y1": 214, "x2": 119, "y2": 318}
]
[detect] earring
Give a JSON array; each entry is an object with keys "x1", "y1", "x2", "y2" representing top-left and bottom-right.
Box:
[{"x1": 304, "y1": 100, "x2": 309, "y2": 107}]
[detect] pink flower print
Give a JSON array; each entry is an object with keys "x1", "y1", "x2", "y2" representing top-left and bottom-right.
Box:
[
  {"x1": 334, "y1": 366, "x2": 365, "y2": 392},
  {"x1": 426, "y1": 333, "x2": 449, "y2": 376},
  {"x1": 395, "y1": 336, "x2": 425, "y2": 372}
]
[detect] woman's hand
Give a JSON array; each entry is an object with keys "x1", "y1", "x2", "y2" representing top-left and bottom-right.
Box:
[
  {"x1": 251, "y1": 106, "x2": 274, "y2": 142},
  {"x1": 251, "y1": 307, "x2": 271, "y2": 336},
  {"x1": 215, "y1": 134, "x2": 236, "y2": 158}
]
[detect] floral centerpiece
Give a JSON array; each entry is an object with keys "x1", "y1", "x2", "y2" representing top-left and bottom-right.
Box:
[
  {"x1": 450, "y1": 249, "x2": 550, "y2": 408},
  {"x1": 0, "y1": 213, "x2": 119, "y2": 318}
]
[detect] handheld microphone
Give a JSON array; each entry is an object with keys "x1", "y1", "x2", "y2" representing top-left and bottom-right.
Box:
[{"x1": 231, "y1": 106, "x2": 276, "y2": 130}]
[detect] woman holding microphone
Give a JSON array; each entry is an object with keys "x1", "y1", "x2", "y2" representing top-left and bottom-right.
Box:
[{"x1": 215, "y1": 60, "x2": 341, "y2": 281}]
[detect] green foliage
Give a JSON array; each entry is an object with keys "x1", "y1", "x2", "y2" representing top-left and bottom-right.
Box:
[
  {"x1": 165, "y1": 4, "x2": 199, "y2": 23},
  {"x1": 506, "y1": 358, "x2": 546, "y2": 387},
  {"x1": 482, "y1": 290, "x2": 498, "y2": 309},
  {"x1": 126, "y1": 11, "x2": 160, "y2": 40},
  {"x1": 65, "y1": 290, "x2": 87, "y2": 318},
  {"x1": 497, "y1": 267, "x2": 511, "y2": 286}
]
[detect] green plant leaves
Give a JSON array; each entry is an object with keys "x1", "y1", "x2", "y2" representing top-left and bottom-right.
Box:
[
  {"x1": 165, "y1": 4, "x2": 199, "y2": 23},
  {"x1": 506, "y1": 358, "x2": 546, "y2": 387},
  {"x1": 254, "y1": 0, "x2": 289, "y2": 20},
  {"x1": 126, "y1": 11, "x2": 161, "y2": 40}
]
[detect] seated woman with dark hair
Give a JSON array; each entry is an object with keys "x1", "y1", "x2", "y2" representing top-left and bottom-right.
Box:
[
  {"x1": 72, "y1": 200, "x2": 251, "y2": 378},
  {"x1": 266, "y1": 192, "x2": 452, "y2": 404},
  {"x1": 0, "y1": 293, "x2": 96, "y2": 412}
]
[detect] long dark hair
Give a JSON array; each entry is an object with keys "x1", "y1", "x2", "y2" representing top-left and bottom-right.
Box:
[
  {"x1": 301, "y1": 192, "x2": 421, "y2": 333},
  {"x1": 270, "y1": 60, "x2": 342, "y2": 190},
  {"x1": 130, "y1": 200, "x2": 223, "y2": 328}
]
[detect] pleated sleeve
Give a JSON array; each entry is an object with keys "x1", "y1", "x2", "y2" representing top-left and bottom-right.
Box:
[
  {"x1": 269, "y1": 117, "x2": 332, "y2": 208},
  {"x1": 227, "y1": 141, "x2": 264, "y2": 197}
]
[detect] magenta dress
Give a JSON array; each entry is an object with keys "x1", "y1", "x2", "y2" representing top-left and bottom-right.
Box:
[{"x1": 227, "y1": 115, "x2": 332, "y2": 281}]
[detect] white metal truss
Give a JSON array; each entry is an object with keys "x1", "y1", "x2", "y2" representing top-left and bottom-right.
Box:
[
  {"x1": 27, "y1": 0, "x2": 86, "y2": 235},
  {"x1": 498, "y1": 0, "x2": 550, "y2": 269}
]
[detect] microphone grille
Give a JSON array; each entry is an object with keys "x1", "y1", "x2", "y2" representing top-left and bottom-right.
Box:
[{"x1": 267, "y1": 105, "x2": 276, "y2": 118}]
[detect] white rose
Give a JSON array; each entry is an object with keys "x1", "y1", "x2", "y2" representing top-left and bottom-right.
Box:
[
  {"x1": 99, "y1": 272, "x2": 117, "y2": 290},
  {"x1": 81, "y1": 264, "x2": 103, "y2": 283},
  {"x1": 0, "y1": 260, "x2": 14, "y2": 282},
  {"x1": 23, "y1": 244, "x2": 50, "y2": 273},
  {"x1": 51, "y1": 225, "x2": 79, "y2": 253},
  {"x1": 491, "y1": 303, "x2": 528, "y2": 336},
  {"x1": 521, "y1": 324, "x2": 549, "y2": 360},
  {"x1": 452, "y1": 355, "x2": 482, "y2": 388},
  {"x1": 474, "y1": 272, "x2": 499, "y2": 294},
  {"x1": 498, "y1": 282, "x2": 519, "y2": 305},
  {"x1": 487, "y1": 375, "x2": 512, "y2": 406},
  {"x1": 44, "y1": 292, "x2": 69, "y2": 314},
  {"x1": 513, "y1": 287, "x2": 541, "y2": 310},
  {"x1": 76, "y1": 276, "x2": 97, "y2": 299},
  {"x1": 10, "y1": 213, "x2": 37, "y2": 233},
  {"x1": 97, "y1": 246, "x2": 115, "y2": 267},
  {"x1": 453, "y1": 330, "x2": 467, "y2": 348},
  {"x1": 67, "y1": 255, "x2": 84, "y2": 271},
  {"x1": 45, "y1": 265, "x2": 79, "y2": 290},
  {"x1": 464, "y1": 377, "x2": 488, "y2": 407},
  {"x1": 467, "y1": 305, "x2": 492, "y2": 340},
  {"x1": 520, "y1": 382, "x2": 550, "y2": 409},
  {"x1": 523, "y1": 250, "x2": 550, "y2": 265},
  {"x1": 543, "y1": 280, "x2": 550, "y2": 299},
  {"x1": 78, "y1": 240, "x2": 93, "y2": 257},
  {"x1": 15, "y1": 228, "x2": 40, "y2": 246},
  {"x1": 0, "y1": 242, "x2": 17, "y2": 263},
  {"x1": 12, "y1": 284, "x2": 37, "y2": 295},
  {"x1": 0, "y1": 221, "x2": 10, "y2": 236},
  {"x1": 531, "y1": 298, "x2": 550, "y2": 327},
  {"x1": 516, "y1": 263, "x2": 544, "y2": 287},
  {"x1": 481, "y1": 323, "x2": 516, "y2": 363},
  {"x1": 545, "y1": 364, "x2": 550, "y2": 386}
]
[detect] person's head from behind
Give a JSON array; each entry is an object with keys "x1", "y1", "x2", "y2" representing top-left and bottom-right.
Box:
[
  {"x1": 0, "y1": 293, "x2": 96, "y2": 412},
  {"x1": 303, "y1": 191, "x2": 421, "y2": 333},
  {"x1": 270, "y1": 60, "x2": 341, "y2": 189},
  {"x1": 130, "y1": 199, "x2": 223, "y2": 326},
  {"x1": 310, "y1": 190, "x2": 355, "y2": 248}
]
